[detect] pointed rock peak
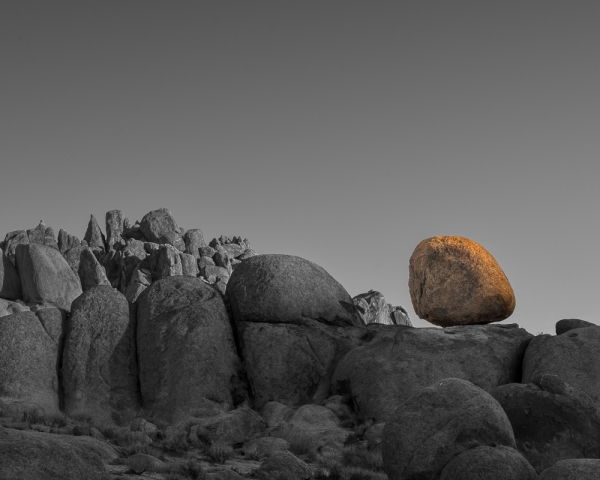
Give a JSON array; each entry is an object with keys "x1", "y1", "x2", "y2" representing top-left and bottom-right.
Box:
[{"x1": 84, "y1": 214, "x2": 106, "y2": 251}]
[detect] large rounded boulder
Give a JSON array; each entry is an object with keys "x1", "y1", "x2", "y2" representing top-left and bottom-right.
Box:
[
  {"x1": 0, "y1": 311, "x2": 60, "y2": 415},
  {"x1": 491, "y1": 374, "x2": 600, "y2": 473},
  {"x1": 62, "y1": 286, "x2": 139, "y2": 422},
  {"x1": 382, "y1": 378, "x2": 516, "y2": 480},
  {"x1": 137, "y1": 276, "x2": 245, "y2": 423},
  {"x1": 409, "y1": 236, "x2": 515, "y2": 326},
  {"x1": 522, "y1": 327, "x2": 600, "y2": 402},
  {"x1": 332, "y1": 323, "x2": 532, "y2": 421},
  {"x1": 539, "y1": 459, "x2": 600, "y2": 479},
  {"x1": 227, "y1": 254, "x2": 364, "y2": 327},
  {"x1": 15, "y1": 243, "x2": 82, "y2": 310}
]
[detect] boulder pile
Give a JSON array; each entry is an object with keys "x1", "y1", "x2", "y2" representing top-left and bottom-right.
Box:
[{"x1": 0, "y1": 223, "x2": 598, "y2": 479}]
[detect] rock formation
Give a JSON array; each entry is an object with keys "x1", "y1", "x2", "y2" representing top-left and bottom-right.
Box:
[
  {"x1": 352, "y1": 289, "x2": 412, "y2": 326},
  {"x1": 409, "y1": 235, "x2": 516, "y2": 326}
]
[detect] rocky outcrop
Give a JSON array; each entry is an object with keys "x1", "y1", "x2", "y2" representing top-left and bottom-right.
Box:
[
  {"x1": 439, "y1": 445, "x2": 537, "y2": 480},
  {"x1": 522, "y1": 327, "x2": 600, "y2": 402},
  {"x1": 15, "y1": 243, "x2": 82, "y2": 310},
  {"x1": 2, "y1": 230, "x2": 30, "y2": 263},
  {"x1": 184, "y1": 229, "x2": 205, "y2": 257},
  {"x1": 62, "y1": 286, "x2": 139, "y2": 422},
  {"x1": 352, "y1": 290, "x2": 411, "y2": 326},
  {"x1": 491, "y1": 374, "x2": 600, "y2": 473},
  {"x1": 228, "y1": 254, "x2": 364, "y2": 327},
  {"x1": 191, "y1": 406, "x2": 266, "y2": 445},
  {"x1": 83, "y1": 215, "x2": 106, "y2": 252},
  {"x1": 409, "y1": 236, "x2": 515, "y2": 326},
  {"x1": 136, "y1": 276, "x2": 246, "y2": 422},
  {"x1": 238, "y1": 319, "x2": 365, "y2": 409},
  {"x1": 57, "y1": 229, "x2": 81, "y2": 255},
  {"x1": 0, "y1": 311, "x2": 60, "y2": 415},
  {"x1": 382, "y1": 378, "x2": 516, "y2": 480},
  {"x1": 332, "y1": 323, "x2": 532, "y2": 421},
  {"x1": 105, "y1": 210, "x2": 126, "y2": 250},
  {"x1": 140, "y1": 208, "x2": 185, "y2": 251},
  {"x1": 255, "y1": 451, "x2": 312, "y2": 480},
  {"x1": 0, "y1": 250, "x2": 21, "y2": 300}
]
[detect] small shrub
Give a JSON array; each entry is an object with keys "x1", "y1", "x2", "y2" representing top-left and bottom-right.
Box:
[
  {"x1": 156, "y1": 430, "x2": 191, "y2": 455},
  {"x1": 20, "y1": 409, "x2": 68, "y2": 428},
  {"x1": 207, "y1": 441, "x2": 233, "y2": 464},
  {"x1": 341, "y1": 443, "x2": 383, "y2": 472},
  {"x1": 177, "y1": 458, "x2": 206, "y2": 479}
]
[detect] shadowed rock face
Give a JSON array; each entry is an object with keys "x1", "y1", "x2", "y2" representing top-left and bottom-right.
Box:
[
  {"x1": 0, "y1": 250, "x2": 21, "y2": 300},
  {"x1": 227, "y1": 254, "x2": 364, "y2": 328},
  {"x1": 491, "y1": 375, "x2": 600, "y2": 473},
  {"x1": 382, "y1": 378, "x2": 516, "y2": 480},
  {"x1": 62, "y1": 286, "x2": 139, "y2": 423},
  {"x1": 137, "y1": 276, "x2": 246, "y2": 423},
  {"x1": 332, "y1": 323, "x2": 533, "y2": 422},
  {"x1": 539, "y1": 459, "x2": 600, "y2": 480},
  {"x1": 409, "y1": 236, "x2": 515, "y2": 326}
]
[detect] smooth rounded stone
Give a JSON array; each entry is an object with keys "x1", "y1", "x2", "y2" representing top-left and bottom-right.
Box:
[
  {"x1": 105, "y1": 210, "x2": 125, "y2": 250},
  {"x1": 255, "y1": 451, "x2": 312, "y2": 480},
  {"x1": 0, "y1": 251, "x2": 21, "y2": 300},
  {"x1": 238, "y1": 319, "x2": 366, "y2": 409},
  {"x1": 127, "y1": 453, "x2": 165, "y2": 474},
  {"x1": 332, "y1": 323, "x2": 532, "y2": 421},
  {"x1": 409, "y1": 236, "x2": 515, "y2": 326},
  {"x1": 522, "y1": 327, "x2": 600, "y2": 402},
  {"x1": 440, "y1": 445, "x2": 537, "y2": 480},
  {"x1": 139, "y1": 208, "x2": 185, "y2": 251},
  {"x1": 228, "y1": 254, "x2": 364, "y2": 327},
  {"x1": 382, "y1": 378, "x2": 516, "y2": 480},
  {"x1": 0, "y1": 312, "x2": 60, "y2": 415},
  {"x1": 556, "y1": 318, "x2": 597, "y2": 335},
  {"x1": 192, "y1": 406, "x2": 266, "y2": 445},
  {"x1": 15, "y1": 243, "x2": 82, "y2": 311},
  {"x1": 490, "y1": 374, "x2": 600, "y2": 473},
  {"x1": 183, "y1": 229, "x2": 205, "y2": 257},
  {"x1": 243, "y1": 437, "x2": 290, "y2": 458},
  {"x1": 539, "y1": 459, "x2": 600, "y2": 479},
  {"x1": 137, "y1": 276, "x2": 246, "y2": 423},
  {"x1": 62, "y1": 286, "x2": 139, "y2": 422},
  {"x1": 83, "y1": 214, "x2": 106, "y2": 252},
  {"x1": 0, "y1": 426, "x2": 113, "y2": 480},
  {"x1": 271, "y1": 404, "x2": 349, "y2": 458},
  {"x1": 260, "y1": 402, "x2": 294, "y2": 429},
  {"x1": 78, "y1": 247, "x2": 110, "y2": 292}
]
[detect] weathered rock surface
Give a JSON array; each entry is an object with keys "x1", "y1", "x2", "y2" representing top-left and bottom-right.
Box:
[
  {"x1": 84, "y1": 214, "x2": 106, "y2": 251},
  {"x1": 409, "y1": 236, "x2": 516, "y2": 326},
  {"x1": 0, "y1": 311, "x2": 60, "y2": 415},
  {"x1": 491, "y1": 374, "x2": 600, "y2": 473},
  {"x1": 352, "y1": 290, "x2": 412, "y2": 326},
  {"x1": 153, "y1": 244, "x2": 183, "y2": 280},
  {"x1": 124, "y1": 265, "x2": 151, "y2": 303},
  {"x1": 238, "y1": 319, "x2": 366, "y2": 409},
  {"x1": 243, "y1": 437, "x2": 290, "y2": 458},
  {"x1": 0, "y1": 298, "x2": 29, "y2": 317},
  {"x1": 0, "y1": 426, "x2": 113, "y2": 480},
  {"x1": 105, "y1": 210, "x2": 125, "y2": 250},
  {"x1": 522, "y1": 327, "x2": 600, "y2": 402},
  {"x1": 0, "y1": 250, "x2": 21, "y2": 300},
  {"x1": 15, "y1": 243, "x2": 82, "y2": 310},
  {"x1": 62, "y1": 286, "x2": 139, "y2": 422},
  {"x1": 228, "y1": 254, "x2": 364, "y2": 327},
  {"x1": 139, "y1": 208, "x2": 185, "y2": 251},
  {"x1": 439, "y1": 445, "x2": 537, "y2": 480},
  {"x1": 539, "y1": 458, "x2": 600, "y2": 479},
  {"x1": 332, "y1": 323, "x2": 532, "y2": 421},
  {"x1": 137, "y1": 276, "x2": 245, "y2": 423},
  {"x1": 556, "y1": 318, "x2": 597, "y2": 335},
  {"x1": 260, "y1": 401, "x2": 294, "y2": 429},
  {"x1": 184, "y1": 229, "x2": 205, "y2": 257},
  {"x1": 2, "y1": 230, "x2": 29, "y2": 263},
  {"x1": 78, "y1": 248, "x2": 110, "y2": 291},
  {"x1": 382, "y1": 378, "x2": 516, "y2": 480},
  {"x1": 180, "y1": 252, "x2": 198, "y2": 277},
  {"x1": 57, "y1": 229, "x2": 81, "y2": 255}
]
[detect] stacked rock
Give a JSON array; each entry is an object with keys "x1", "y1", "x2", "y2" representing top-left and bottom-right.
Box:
[{"x1": 352, "y1": 289, "x2": 412, "y2": 326}]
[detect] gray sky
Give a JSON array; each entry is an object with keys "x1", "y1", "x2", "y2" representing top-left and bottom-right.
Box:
[{"x1": 1, "y1": 1, "x2": 599, "y2": 333}]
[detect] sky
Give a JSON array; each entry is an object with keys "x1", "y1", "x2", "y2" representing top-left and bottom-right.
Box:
[{"x1": 1, "y1": 1, "x2": 599, "y2": 334}]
